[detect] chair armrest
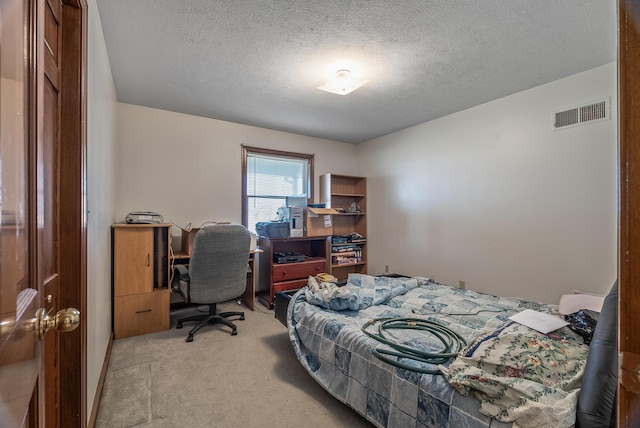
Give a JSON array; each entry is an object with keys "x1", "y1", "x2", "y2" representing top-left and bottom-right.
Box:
[
  {"x1": 175, "y1": 264, "x2": 190, "y2": 282},
  {"x1": 171, "y1": 264, "x2": 191, "y2": 302}
]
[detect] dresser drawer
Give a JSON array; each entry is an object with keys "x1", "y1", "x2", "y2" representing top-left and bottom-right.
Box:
[
  {"x1": 272, "y1": 258, "x2": 327, "y2": 282},
  {"x1": 273, "y1": 278, "x2": 309, "y2": 294},
  {"x1": 114, "y1": 289, "x2": 169, "y2": 339}
]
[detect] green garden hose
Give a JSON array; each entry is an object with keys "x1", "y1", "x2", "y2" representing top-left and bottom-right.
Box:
[{"x1": 361, "y1": 317, "x2": 467, "y2": 374}]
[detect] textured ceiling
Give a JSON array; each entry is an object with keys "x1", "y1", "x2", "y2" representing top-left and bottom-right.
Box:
[{"x1": 96, "y1": 0, "x2": 616, "y2": 144}]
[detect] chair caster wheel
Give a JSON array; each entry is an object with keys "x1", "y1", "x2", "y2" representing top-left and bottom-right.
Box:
[
  {"x1": 186, "y1": 335, "x2": 193, "y2": 342},
  {"x1": 231, "y1": 329, "x2": 237, "y2": 336},
  {"x1": 240, "y1": 315, "x2": 245, "y2": 320},
  {"x1": 176, "y1": 322, "x2": 183, "y2": 329}
]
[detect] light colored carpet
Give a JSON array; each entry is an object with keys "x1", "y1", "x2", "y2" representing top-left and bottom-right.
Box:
[{"x1": 95, "y1": 302, "x2": 373, "y2": 428}]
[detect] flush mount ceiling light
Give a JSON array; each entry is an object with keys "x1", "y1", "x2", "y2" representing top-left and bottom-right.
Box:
[{"x1": 317, "y1": 69, "x2": 369, "y2": 95}]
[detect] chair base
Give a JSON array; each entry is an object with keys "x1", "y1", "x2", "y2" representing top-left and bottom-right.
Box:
[{"x1": 176, "y1": 304, "x2": 245, "y2": 342}]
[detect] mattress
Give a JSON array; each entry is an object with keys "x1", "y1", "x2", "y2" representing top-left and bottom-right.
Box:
[{"x1": 287, "y1": 274, "x2": 590, "y2": 428}]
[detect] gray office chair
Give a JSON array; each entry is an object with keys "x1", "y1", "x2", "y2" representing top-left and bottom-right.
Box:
[{"x1": 173, "y1": 224, "x2": 251, "y2": 342}]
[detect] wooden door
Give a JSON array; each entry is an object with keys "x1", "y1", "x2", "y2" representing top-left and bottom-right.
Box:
[
  {"x1": 0, "y1": 0, "x2": 86, "y2": 427},
  {"x1": 618, "y1": 0, "x2": 640, "y2": 426},
  {"x1": 0, "y1": 0, "x2": 45, "y2": 425},
  {"x1": 41, "y1": 1, "x2": 65, "y2": 426}
]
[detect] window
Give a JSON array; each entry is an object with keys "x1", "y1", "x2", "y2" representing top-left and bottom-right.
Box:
[{"x1": 242, "y1": 146, "x2": 314, "y2": 233}]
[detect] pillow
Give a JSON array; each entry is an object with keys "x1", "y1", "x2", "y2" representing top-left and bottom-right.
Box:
[
  {"x1": 575, "y1": 280, "x2": 617, "y2": 428},
  {"x1": 559, "y1": 292, "x2": 605, "y2": 315}
]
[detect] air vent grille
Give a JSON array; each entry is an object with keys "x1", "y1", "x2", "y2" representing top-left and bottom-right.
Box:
[
  {"x1": 555, "y1": 109, "x2": 579, "y2": 128},
  {"x1": 580, "y1": 101, "x2": 607, "y2": 122},
  {"x1": 553, "y1": 98, "x2": 610, "y2": 131}
]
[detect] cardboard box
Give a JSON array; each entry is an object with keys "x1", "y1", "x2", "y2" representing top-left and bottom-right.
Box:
[
  {"x1": 306, "y1": 207, "x2": 339, "y2": 236},
  {"x1": 181, "y1": 228, "x2": 200, "y2": 255},
  {"x1": 181, "y1": 222, "x2": 232, "y2": 254}
]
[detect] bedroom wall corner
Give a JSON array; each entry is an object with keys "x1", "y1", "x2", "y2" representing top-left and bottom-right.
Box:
[
  {"x1": 113, "y1": 104, "x2": 360, "y2": 245},
  {"x1": 86, "y1": 0, "x2": 118, "y2": 422},
  {"x1": 357, "y1": 63, "x2": 618, "y2": 304}
]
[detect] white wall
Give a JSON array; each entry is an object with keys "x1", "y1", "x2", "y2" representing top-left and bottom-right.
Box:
[
  {"x1": 115, "y1": 64, "x2": 617, "y2": 305},
  {"x1": 115, "y1": 103, "x2": 360, "y2": 246},
  {"x1": 86, "y1": 0, "x2": 117, "y2": 420},
  {"x1": 358, "y1": 63, "x2": 618, "y2": 304}
]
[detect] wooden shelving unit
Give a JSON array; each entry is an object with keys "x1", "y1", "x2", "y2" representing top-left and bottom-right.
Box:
[{"x1": 320, "y1": 174, "x2": 367, "y2": 280}]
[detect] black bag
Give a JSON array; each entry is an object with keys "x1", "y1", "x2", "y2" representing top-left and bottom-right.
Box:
[{"x1": 564, "y1": 309, "x2": 598, "y2": 345}]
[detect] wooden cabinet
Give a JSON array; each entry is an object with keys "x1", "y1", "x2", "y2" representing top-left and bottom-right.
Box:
[
  {"x1": 320, "y1": 174, "x2": 367, "y2": 280},
  {"x1": 257, "y1": 236, "x2": 328, "y2": 309},
  {"x1": 112, "y1": 224, "x2": 171, "y2": 339}
]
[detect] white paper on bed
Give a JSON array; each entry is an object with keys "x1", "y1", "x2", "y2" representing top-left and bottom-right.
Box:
[{"x1": 508, "y1": 309, "x2": 568, "y2": 334}]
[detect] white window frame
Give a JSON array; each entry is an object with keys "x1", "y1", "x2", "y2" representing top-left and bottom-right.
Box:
[{"x1": 242, "y1": 146, "x2": 314, "y2": 233}]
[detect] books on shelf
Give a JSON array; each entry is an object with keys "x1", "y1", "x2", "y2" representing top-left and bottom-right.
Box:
[
  {"x1": 331, "y1": 244, "x2": 363, "y2": 265},
  {"x1": 332, "y1": 244, "x2": 360, "y2": 252},
  {"x1": 334, "y1": 256, "x2": 362, "y2": 265},
  {"x1": 332, "y1": 234, "x2": 367, "y2": 244}
]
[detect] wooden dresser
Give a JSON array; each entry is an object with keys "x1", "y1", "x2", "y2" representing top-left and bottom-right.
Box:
[{"x1": 257, "y1": 236, "x2": 328, "y2": 309}]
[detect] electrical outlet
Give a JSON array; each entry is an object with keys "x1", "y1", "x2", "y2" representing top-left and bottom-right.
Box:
[
  {"x1": 384, "y1": 265, "x2": 390, "y2": 273},
  {"x1": 458, "y1": 280, "x2": 466, "y2": 290}
]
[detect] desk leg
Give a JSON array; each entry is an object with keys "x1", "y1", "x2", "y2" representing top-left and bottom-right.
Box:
[{"x1": 241, "y1": 254, "x2": 256, "y2": 311}]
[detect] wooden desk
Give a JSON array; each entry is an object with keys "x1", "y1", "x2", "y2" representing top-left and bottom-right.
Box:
[
  {"x1": 170, "y1": 249, "x2": 262, "y2": 311},
  {"x1": 112, "y1": 224, "x2": 261, "y2": 339}
]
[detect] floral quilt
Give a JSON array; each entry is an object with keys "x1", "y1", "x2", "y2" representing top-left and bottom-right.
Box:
[{"x1": 442, "y1": 321, "x2": 589, "y2": 427}]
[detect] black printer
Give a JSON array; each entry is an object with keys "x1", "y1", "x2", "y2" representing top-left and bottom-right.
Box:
[{"x1": 255, "y1": 221, "x2": 289, "y2": 238}]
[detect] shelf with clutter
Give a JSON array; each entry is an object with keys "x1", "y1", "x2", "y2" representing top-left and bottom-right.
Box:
[{"x1": 320, "y1": 174, "x2": 367, "y2": 280}]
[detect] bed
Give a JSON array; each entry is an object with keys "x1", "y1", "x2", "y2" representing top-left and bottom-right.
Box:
[{"x1": 285, "y1": 274, "x2": 617, "y2": 428}]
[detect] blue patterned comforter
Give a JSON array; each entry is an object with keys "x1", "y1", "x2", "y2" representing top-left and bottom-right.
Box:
[{"x1": 288, "y1": 274, "x2": 586, "y2": 428}]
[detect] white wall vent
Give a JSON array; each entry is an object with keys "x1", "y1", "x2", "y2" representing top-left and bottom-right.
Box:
[{"x1": 552, "y1": 98, "x2": 610, "y2": 131}]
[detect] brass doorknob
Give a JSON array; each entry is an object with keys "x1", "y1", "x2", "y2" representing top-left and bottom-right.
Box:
[{"x1": 35, "y1": 307, "x2": 80, "y2": 340}]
